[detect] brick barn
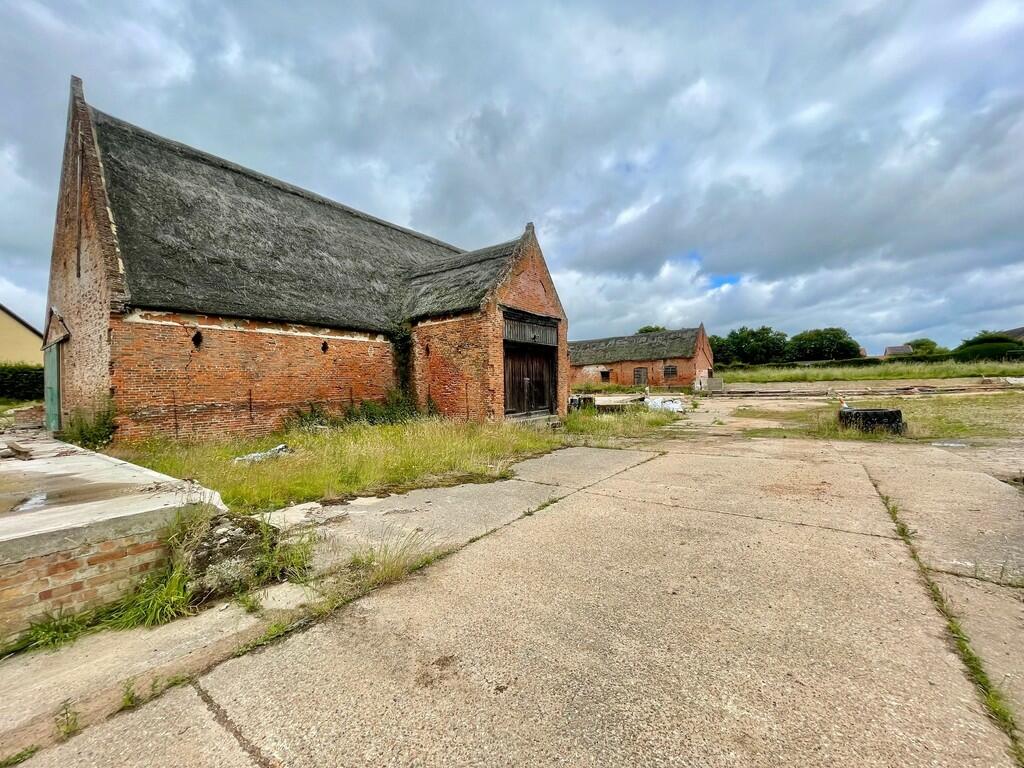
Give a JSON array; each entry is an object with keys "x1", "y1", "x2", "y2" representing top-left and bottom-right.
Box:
[
  {"x1": 569, "y1": 326, "x2": 713, "y2": 389},
  {"x1": 43, "y1": 78, "x2": 568, "y2": 440}
]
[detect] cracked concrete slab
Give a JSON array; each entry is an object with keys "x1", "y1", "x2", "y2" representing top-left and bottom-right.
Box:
[
  {"x1": 309, "y1": 478, "x2": 568, "y2": 572},
  {"x1": 190, "y1": 490, "x2": 1011, "y2": 767},
  {"x1": 510, "y1": 446, "x2": 657, "y2": 488},
  {"x1": 587, "y1": 451, "x2": 896, "y2": 538},
  {"x1": 22, "y1": 685, "x2": 256, "y2": 768},
  {"x1": 868, "y1": 465, "x2": 1024, "y2": 584},
  {"x1": 936, "y1": 573, "x2": 1024, "y2": 718}
]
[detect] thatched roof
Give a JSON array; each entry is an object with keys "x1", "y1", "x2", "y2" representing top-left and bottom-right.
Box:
[
  {"x1": 883, "y1": 344, "x2": 914, "y2": 357},
  {"x1": 1002, "y1": 326, "x2": 1024, "y2": 341},
  {"x1": 569, "y1": 328, "x2": 701, "y2": 366},
  {"x1": 89, "y1": 106, "x2": 525, "y2": 334}
]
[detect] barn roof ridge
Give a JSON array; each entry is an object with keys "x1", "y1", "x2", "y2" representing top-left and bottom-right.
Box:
[{"x1": 568, "y1": 327, "x2": 702, "y2": 365}]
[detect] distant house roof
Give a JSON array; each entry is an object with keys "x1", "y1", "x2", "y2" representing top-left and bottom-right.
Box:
[
  {"x1": 883, "y1": 344, "x2": 914, "y2": 357},
  {"x1": 569, "y1": 328, "x2": 701, "y2": 366},
  {"x1": 1002, "y1": 326, "x2": 1024, "y2": 341},
  {"x1": 0, "y1": 303, "x2": 43, "y2": 339},
  {"x1": 88, "y1": 104, "x2": 527, "y2": 334}
]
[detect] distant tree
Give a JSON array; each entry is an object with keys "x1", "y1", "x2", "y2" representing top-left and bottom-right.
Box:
[
  {"x1": 709, "y1": 334, "x2": 734, "y2": 365},
  {"x1": 905, "y1": 337, "x2": 948, "y2": 356},
  {"x1": 958, "y1": 331, "x2": 1021, "y2": 349},
  {"x1": 785, "y1": 327, "x2": 861, "y2": 362},
  {"x1": 723, "y1": 326, "x2": 788, "y2": 365},
  {"x1": 636, "y1": 325, "x2": 668, "y2": 334}
]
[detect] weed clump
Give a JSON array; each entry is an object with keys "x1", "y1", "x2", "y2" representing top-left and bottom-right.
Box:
[{"x1": 59, "y1": 400, "x2": 116, "y2": 449}]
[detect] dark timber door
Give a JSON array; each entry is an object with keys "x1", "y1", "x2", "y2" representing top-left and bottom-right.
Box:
[
  {"x1": 502, "y1": 308, "x2": 559, "y2": 417},
  {"x1": 504, "y1": 345, "x2": 554, "y2": 415},
  {"x1": 633, "y1": 367, "x2": 649, "y2": 386}
]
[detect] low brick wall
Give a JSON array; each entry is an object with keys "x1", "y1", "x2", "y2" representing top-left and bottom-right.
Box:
[{"x1": 0, "y1": 533, "x2": 167, "y2": 644}]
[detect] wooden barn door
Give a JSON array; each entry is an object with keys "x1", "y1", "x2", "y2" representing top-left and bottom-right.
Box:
[
  {"x1": 502, "y1": 308, "x2": 559, "y2": 417},
  {"x1": 504, "y1": 345, "x2": 554, "y2": 415}
]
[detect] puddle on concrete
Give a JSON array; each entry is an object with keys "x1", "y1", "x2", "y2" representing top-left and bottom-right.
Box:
[{"x1": 0, "y1": 471, "x2": 138, "y2": 517}]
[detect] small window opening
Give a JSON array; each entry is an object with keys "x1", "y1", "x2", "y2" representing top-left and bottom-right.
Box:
[
  {"x1": 321, "y1": 341, "x2": 329, "y2": 353},
  {"x1": 664, "y1": 365, "x2": 678, "y2": 379},
  {"x1": 424, "y1": 344, "x2": 431, "y2": 357},
  {"x1": 600, "y1": 370, "x2": 610, "y2": 382},
  {"x1": 191, "y1": 330, "x2": 203, "y2": 349}
]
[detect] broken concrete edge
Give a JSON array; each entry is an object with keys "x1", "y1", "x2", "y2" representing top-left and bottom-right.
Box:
[
  {"x1": 0, "y1": 491, "x2": 569, "y2": 764},
  {"x1": 0, "y1": 503, "x2": 196, "y2": 564}
]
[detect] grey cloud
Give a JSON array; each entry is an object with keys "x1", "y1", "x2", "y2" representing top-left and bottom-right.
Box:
[{"x1": 0, "y1": 0, "x2": 1021, "y2": 347}]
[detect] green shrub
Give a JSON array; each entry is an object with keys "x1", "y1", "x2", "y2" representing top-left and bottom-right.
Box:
[
  {"x1": 0, "y1": 363, "x2": 43, "y2": 400},
  {"x1": 59, "y1": 401, "x2": 117, "y2": 449},
  {"x1": 959, "y1": 332, "x2": 1020, "y2": 347},
  {"x1": 952, "y1": 342, "x2": 1022, "y2": 361}
]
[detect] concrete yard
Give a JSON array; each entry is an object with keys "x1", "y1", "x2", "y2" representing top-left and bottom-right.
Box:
[{"x1": 11, "y1": 399, "x2": 1024, "y2": 767}]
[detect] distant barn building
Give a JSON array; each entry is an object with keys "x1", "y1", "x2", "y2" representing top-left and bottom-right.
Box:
[
  {"x1": 883, "y1": 344, "x2": 914, "y2": 358},
  {"x1": 43, "y1": 78, "x2": 568, "y2": 439},
  {"x1": 569, "y1": 326, "x2": 713, "y2": 389},
  {"x1": 0, "y1": 303, "x2": 43, "y2": 365}
]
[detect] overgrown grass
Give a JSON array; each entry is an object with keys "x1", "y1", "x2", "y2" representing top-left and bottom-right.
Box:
[
  {"x1": 571, "y1": 383, "x2": 646, "y2": 394},
  {"x1": 738, "y1": 392, "x2": 1024, "y2": 441},
  {"x1": 100, "y1": 565, "x2": 195, "y2": 630},
  {"x1": 724, "y1": 359, "x2": 1024, "y2": 383},
  {"x1": 108, "y1": 418, "x2": 562, "y2": 515},
  {"x1": 348, "y1": 529, "x2": 449, "y2": 589},
  {"x1": 59, "y1": 401, "x2": 117, "y2": 449},
  {"x1": 0, "y1": 507, "x2": 315, "y2": 657},
  {"x1": 563, "y1": 405, "x2": 680, "y2": 439},
  {"x1": 880, "y1": 493, "x2": 1023, "y2": 765}
]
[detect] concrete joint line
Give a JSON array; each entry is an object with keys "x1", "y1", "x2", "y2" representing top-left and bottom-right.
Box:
[
  {"x1": 929, "y1": 566, "x2": 1024, "y2": 590},
  {"x1": 863, "y1": 469, "x2": 1024, "y2": 765},
  {"x1": 192, "y1": 681, "x2": 278, "y2": 768}
]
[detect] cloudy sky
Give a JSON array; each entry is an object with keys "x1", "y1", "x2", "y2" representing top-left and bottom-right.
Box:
[{"x1": 1, "y1": 0, "x2": 1022, "y2": 352}]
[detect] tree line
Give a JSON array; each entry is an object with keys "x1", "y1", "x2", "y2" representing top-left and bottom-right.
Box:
[{"x1": 707, "y1": 326, "x2": 860, "y2": 365}]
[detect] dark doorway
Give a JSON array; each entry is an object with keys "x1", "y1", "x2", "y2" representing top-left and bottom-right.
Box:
[
  {"x1": 633, "y1": 367, "x2": 649, "y2": 386},
  {"x1": 504, "y1": 343, "x2": 555, "y2": 415}
]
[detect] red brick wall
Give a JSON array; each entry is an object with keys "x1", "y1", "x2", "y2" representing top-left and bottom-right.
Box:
[
  {"x1": 409, "y1": 229, "x2": 569, "y2": 421},
  {"x1": 44, "y1": 83, "x2": 124, "y2": 425},
  {"x1": 570, "y1": 328, "x2": 715, "y2": 389},
  {"x1": 571, "y1": 356, "x2": 700, "y2": 388},
  {"x1": 0, "y1": 534, "x2": 166, "y2": 645},
  {"x1": 410, "y1": 313, "x2": 494, "y2": 420},
  {"x1": 110, "y1": 312, "x2": 396, "y2": 440}
]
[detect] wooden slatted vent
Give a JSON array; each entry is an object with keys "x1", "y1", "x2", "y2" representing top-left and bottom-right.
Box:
[{"x1": 503, "y1": 311, "x2": 558, "y2": 346}]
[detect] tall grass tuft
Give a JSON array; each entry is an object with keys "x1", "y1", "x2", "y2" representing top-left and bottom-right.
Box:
[
  {"x1": 59, "y1": 399, "x2": 117, "y2": 449},
  {"x1": 563, "y1": 405, "x2": 679, "y2": 438},
  {"x1": 99, "y1": 565, "x2": 195, "y2": 629}
]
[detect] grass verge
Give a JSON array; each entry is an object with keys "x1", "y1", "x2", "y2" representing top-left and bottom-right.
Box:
[
  {"x1": 879, "y1": 492, "x2": 1023, "y2": 765},
  {"x1": 108, "y1": 418, "x2": 562, "y2": 515},
  {"x1": 737, "y1": 392, "x2": 1024, "y2": 441},
  {"x1": 723, "y1": 360, "x2": 1024, "y2": 383},
  {"x1": 563, "y1": 405, "x2": 680, "y2": 440}
]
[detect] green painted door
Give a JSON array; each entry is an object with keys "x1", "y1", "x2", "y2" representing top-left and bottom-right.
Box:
[{"x1": 44, "y1": 344, "x2": 60, "y2": 431}]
